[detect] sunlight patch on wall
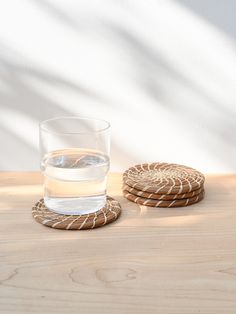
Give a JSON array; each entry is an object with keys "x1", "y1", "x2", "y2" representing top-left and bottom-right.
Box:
[
  {"x1": 0, "y1": 0, "x2": 235, "y2": 171},
  {"x1": 0, "y1": 108, "x2": 38, "y2": 149}
]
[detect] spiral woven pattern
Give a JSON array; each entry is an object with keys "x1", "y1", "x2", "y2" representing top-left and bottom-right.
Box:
[
  {"x1": 123, "y1": 163, "x2": 205, "y2": 194},
  {"x1": 32, "y1": 196, "x2": 121, "y2": 230},
  {"x1": 123, "y1": 184, "x2": 203, "y2": 200},
  {"x1": 123, "y1": 190, "x2": 205, "y2": 208}
]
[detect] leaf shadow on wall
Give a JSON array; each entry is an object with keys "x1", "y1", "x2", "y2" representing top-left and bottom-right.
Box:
[
  {"x1": 0, "y1": 43, "x2": 137, "y2": 170},
  {"x1": 32, "y1": 0, "x2": 236, "y2": 169}
]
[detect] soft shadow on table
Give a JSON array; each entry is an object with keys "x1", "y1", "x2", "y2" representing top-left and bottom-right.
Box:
[{"x1": 112, "y1": 175, "x2": 235, "y2": 227}]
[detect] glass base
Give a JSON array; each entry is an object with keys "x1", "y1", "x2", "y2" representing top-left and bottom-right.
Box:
[{"x1": 44, "y1": 195, "x2": 106, "y2": 215}]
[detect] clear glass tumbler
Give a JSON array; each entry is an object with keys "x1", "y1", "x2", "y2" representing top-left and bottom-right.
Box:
[{"x1": 39, "y1": 117, "x2": 110, "y2": 215}]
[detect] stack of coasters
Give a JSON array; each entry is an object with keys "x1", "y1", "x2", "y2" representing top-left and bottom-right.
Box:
[{"x1": 123, "y1": 163, "x2": 205, "y2": 207}]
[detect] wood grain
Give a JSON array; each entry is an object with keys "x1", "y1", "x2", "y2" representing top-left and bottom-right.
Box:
[{"x1": 0, "y1": 172, "x2": 236, "y2": 314}]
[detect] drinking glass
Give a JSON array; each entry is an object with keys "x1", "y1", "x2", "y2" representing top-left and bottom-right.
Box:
[{"x1": 39, "y1": 117, "x2": 110, "y2": 215}]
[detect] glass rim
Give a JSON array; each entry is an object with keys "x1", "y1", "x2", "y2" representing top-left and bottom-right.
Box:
[{"x1": 39, "y1": 116, "x2": 111, "y2": 135}]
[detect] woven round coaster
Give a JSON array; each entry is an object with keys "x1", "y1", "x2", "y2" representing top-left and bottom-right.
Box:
[
  {"x1": 123, "y1": 190, "x2": 205, "y2": 208},
  {"x1": 123, "y1": 163, "x2": 205, "y2": 194},
  {"x1": 32, "y1": 196, "x2": 121, "y2": 230},
  {"x1": 123, "y1": 184, "x2": 203, "y2": 200}
]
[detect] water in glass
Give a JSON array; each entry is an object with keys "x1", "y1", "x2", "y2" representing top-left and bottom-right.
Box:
[{"x1": 41, "y1": 148, "x2": 109, "y2": 215}]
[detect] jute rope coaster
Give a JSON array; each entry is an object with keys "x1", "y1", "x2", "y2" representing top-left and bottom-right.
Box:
[
  {"x1": 123, "y1": 184, "x2": 203, "y2": 200},
  {"x1": 32, "y1": 196, "x2": 121, "y2": 230},
  {"x1": 123, "y1": 163, "x2": 205, "y2": 194},
  {"x1": 123, "y1": 190, "x2": 205, "y2": 208}
]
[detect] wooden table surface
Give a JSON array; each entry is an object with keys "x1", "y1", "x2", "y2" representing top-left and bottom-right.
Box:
[{"x1": 1, "y1": 172, "x2": 236, "y2": 314}]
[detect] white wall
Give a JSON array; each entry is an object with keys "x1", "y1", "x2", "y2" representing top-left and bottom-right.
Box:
[{"x1": 0, "y1": 0, "x2": 235, "y2": 172}]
